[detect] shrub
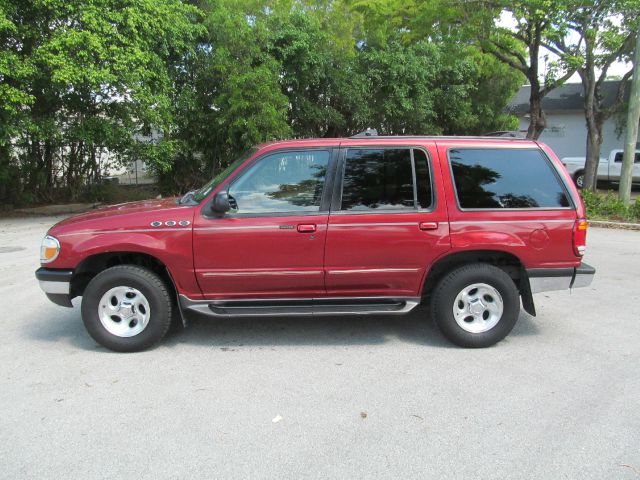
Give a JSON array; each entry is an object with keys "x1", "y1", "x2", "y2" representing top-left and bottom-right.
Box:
[
  {"x1": 81, "y1": 183, "x2": 158, "y2": 205},
  {"x1": 580, "y1": 190, "x2": 640, "y2": 222},
  {"x1": 630, "y1": 197, "x2": 640, "y2": 221}
]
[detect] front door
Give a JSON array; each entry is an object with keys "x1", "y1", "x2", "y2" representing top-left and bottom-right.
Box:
[
  {"x1": 193, "y1": 148, "x2": 335, "y2": 299},
  {"x1": 324, "y1": 144, "x2": 451, "y2": 298}
]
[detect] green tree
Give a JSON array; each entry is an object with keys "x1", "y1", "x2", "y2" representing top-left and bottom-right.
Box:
[
  {"x1": 546, "y1": 0, "x2": 639, "y2": 190},
  {"x1": 164, "y1": 0, "x2": 291, "y2": 193},
  {"x1": 346, "y1": 0, "x2": 522, "y2": 135},
  {"x1": 2, "y1": 0, "x2": 533, "y2": 202},
  {"x1": 0, "y1": 0, "x2": 201, "y2": 201},
  {"x1": 357, "y1": 41, "x2": 442, "y2": 135},
  {"x1": 445, "y1": 0, "x2": 578, "y2": 139},
  {"x1": 264, "y1": 7, "x2": 365, "y2": 137}
]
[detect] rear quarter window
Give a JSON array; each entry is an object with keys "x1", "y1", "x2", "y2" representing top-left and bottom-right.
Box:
[{"x1": 449, "y1": 148, "x2": 571, "y2": 209}]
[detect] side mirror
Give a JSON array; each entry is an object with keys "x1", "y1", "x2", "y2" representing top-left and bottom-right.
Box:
[{"x1": 210, "y1": 191, "x2": 231, "y2": 215}]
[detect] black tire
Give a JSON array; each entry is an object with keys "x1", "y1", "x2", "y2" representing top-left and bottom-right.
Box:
[
  {"x1": 81, "y1": 265, "x2": 173, "y2": 352},
  {"x1": 430, "y1": 263, "x2": 520, "y2": 348},
  {"x1": 574, "y1": 170, "x2": 585, "y2": 189}
]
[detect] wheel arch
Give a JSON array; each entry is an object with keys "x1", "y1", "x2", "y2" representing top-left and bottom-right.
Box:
[
  {"x1": 70, "y1": 251, "x2": 185, "y2": 323},
  {"x1": 421, "y1": 249, "x2": 535, "y2": 316}
]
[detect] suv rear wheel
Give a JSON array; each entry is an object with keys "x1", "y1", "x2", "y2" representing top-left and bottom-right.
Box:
[
  {"x1": 431, "y1": 263, "x2": 520, "y2": 348},
  {"x1": 81, "y1": 265, "x2": 172, "y2": 352}
]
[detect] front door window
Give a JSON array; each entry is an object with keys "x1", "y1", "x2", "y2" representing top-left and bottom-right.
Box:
[{"x1": 227, "y1": 150, "x2": 330, "y2": 215}]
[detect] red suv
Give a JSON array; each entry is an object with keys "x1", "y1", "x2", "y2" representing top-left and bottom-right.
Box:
[{"x1": 36, "y1": 132, "x2": 595, "y2": 351}]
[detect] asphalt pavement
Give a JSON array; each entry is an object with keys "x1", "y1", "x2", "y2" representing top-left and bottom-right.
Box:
[{"x1": 1, "y1": 216, "x2": 638, "y2": 479}]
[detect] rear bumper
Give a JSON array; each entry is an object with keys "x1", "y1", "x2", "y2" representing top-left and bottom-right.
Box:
[
  {"x1": 36, "y1": 268, "x2": 74, "y2": 307},
  {"x1": 527, "y1": 263, "x2": 595, "y2": 293}
]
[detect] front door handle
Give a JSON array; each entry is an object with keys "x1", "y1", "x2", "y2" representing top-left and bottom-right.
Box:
[
  {"x1": 297, "y1": 224, "x2": 317, "y2": 233},
  {"x1": 419, "y1": 221, "x2": 438, "y2": 231}
]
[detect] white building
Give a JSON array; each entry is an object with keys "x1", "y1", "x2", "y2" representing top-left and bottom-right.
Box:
[{"x1": 506, "y1": 81, "x2": 634, "y2": 159}]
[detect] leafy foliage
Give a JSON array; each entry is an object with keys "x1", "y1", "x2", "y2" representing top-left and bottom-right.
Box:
[
  {"x1": 0, "y1": 0, "x2": 202, "y2": 201},
  {"x1": 580, "y1": 189, "x2": 640, "y2": 222},
  {"x1": 551, "y1": 0, "x2": 640, "y2": 191},
  {"x1": 2, "y1": 0, "x2": 523, "y2": 203}
]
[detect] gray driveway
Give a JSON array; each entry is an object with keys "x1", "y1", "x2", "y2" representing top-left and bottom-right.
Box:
[{"x1": 1, "y1": 216, "x2": 638, "y2": 479}]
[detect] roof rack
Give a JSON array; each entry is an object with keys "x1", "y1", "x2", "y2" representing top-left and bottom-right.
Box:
[
  {"x1": 351, "y1": 128, "x2": 378, "y2": 138},
  {"x1": 347, "y1": 130, "x2": 531, "y2": 141}
]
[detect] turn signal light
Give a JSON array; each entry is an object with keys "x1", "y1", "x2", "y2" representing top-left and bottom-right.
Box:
[
  {"x1": 40, "y1": 235, "x2": 60, "y2": 264},
  {"x1": 572, "y1": 219, "x2": 588, "y2": 256}
]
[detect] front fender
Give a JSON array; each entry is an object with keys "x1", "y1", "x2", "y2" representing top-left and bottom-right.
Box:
[{"x1": 50, "y1": 229, "x2": 202, "y2": 299}]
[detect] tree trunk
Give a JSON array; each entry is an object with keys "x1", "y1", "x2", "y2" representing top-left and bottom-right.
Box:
[
  {"x1": 44, "y1": 140, "x2": 53, "y2": 188},
  {"x1": 526, "y1": 95, "x2": 547, "y2": 139},
  {"x1": 584, "y1": 121, "x2": 603, "y2": 191},
  {"x1": 0, "y1": 144, "x2": 10, "y2": 202},
  {"x1": 619, "y1": 27, "x2": 640, "y2": 204},
  {"x1": 580, "y1": 50, "x2": 601, "y2": 192},
  {"x1": 67, "y1": 143, "x2": 76, "y2": 196}
]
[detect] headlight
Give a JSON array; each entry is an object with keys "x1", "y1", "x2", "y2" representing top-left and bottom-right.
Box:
[{"x1": 40, "y1": 235, "x2": 60, "y2": 263}]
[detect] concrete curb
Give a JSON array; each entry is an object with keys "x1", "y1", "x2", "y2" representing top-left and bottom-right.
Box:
[{"x1": 590, "y1": 220, "x2": 640, "y2": 231}]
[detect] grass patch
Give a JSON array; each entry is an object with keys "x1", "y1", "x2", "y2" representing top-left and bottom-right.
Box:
[{"x1": 580, "y1": 189, "x2": 640, "y2": 223}]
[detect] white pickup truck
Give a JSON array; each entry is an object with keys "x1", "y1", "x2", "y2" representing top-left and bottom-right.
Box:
[{"x1": 562, "y1": 149, "x2": 640, "y2": 188}]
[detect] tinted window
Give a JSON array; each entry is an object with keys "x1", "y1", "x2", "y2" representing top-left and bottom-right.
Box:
[
  {"x1": 450, "y1": 149, "x2": 570, "y2": 209},
  {"x1": 414, "y1": 149, "x2": 432, "y2": 209},
  {"x1": 614, "y1": 152, "x2": 640, "y2": 163},
  {"x1": 193, "y1": 148, "x2": 257, "y2": 203},
  {"x1": 341, "y1": 148, "x2": 428, "y2": 211},
  {"x1": 228, "y1": 150, "x2": 329, "y2": 214}
]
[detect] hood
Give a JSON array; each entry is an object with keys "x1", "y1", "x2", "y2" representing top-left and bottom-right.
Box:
[
  {"x1": 50, "y1": 197, "x2": 195, "y2": 232},
  {"x1": 53, "y1": 198, "x2": 178, "y2": 226}
]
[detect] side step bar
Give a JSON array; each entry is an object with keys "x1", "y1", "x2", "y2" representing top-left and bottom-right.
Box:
[{"x1": 179, "y1": 295, "x2": 421, "y2": 318}]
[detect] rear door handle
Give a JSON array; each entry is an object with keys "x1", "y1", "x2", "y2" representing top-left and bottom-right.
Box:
[
  {"x1": 297, "y1": 224, "x2": 317, "y2": 233},
  {"x1": 419, "y1": 221, "x2": 438, "y2": 231}
]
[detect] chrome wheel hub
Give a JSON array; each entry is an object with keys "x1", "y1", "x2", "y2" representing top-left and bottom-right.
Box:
[
  {"x1": 98, "y1": 286, "x2": 150, "y2": 338},
  {"x1": 453, "y1": 283, "x2": 504, "y2": 333}
]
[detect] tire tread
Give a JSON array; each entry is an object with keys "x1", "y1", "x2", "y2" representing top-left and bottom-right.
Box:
[
  {"x1": 430, "y1": 263, "x2": 520, "y2": 348},
  {"x1": 81, "y1": 265, "x2": 173, "y2": 352}
]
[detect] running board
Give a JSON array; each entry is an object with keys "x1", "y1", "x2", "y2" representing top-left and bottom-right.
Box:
[{"x1": 179, "y1": 295, "x2": 421, "y2": 318}]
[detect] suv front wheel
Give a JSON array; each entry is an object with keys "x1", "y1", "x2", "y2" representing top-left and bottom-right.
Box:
[
  {"x1": 431, "y1": 263, "x2": 520, "y2": 348},
  {"x1": 81, "y1": 265, "x2": 173, "y2": 352}
]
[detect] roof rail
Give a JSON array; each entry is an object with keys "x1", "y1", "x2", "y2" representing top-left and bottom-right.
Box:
[{"x1": 351, "y1": 128, "x2": 378, "y2": 138}]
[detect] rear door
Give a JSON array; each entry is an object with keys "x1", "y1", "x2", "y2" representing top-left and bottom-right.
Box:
[{"x1": 324, "y1": 143, "x2": 451, "y2": 298}]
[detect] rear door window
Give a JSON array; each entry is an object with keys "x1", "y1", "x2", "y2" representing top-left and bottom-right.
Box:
[
  {"x1": 340, "y1": 148, "x2": 432, "y2": 211},
  {"x1": 449, "y1": 148, "x2": 571, "y2": 209}
]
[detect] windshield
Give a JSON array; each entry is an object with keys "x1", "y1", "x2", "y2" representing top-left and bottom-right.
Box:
[{"x1": 191, "y1": 148, "x2": 257, "y2": 203}]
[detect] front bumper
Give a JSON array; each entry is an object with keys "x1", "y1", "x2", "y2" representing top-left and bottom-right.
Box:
[
  {"x1": 527, "y1": 263, "x2": 596, "y2": 293},
  {"x1": 36, "y1": 268, "x2": 74, "y2": 307}
]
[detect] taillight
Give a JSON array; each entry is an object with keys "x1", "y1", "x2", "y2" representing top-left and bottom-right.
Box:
[{"x1": 573, "y1": 218, "x2": 588, "y2": 256}]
